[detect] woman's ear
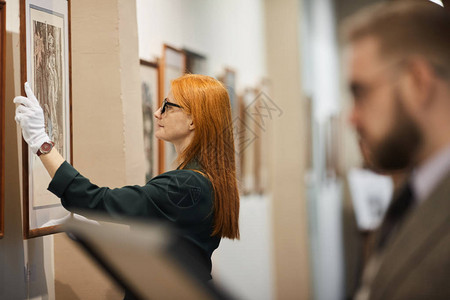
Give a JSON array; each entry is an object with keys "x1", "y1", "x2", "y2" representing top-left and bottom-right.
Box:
[{"x1": 187, "y1": 115, "x2": 195, "y2": 130}]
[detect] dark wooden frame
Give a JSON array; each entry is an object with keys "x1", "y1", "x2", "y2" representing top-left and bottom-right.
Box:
[
  {"x1": 0, "y1": 0, "x2": 6, "y2": 239},
  {"x1": 139, "y1": 59, "x2": 161, "y2": 178},
  {"x1": 159, "y1": 44, "x2": 186, "y2": 173},
  {"x1": 20, "y1": 0, "x2": 72, "y2": 239}
]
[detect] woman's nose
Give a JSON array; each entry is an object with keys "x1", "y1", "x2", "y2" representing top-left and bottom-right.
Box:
[{"x1": 154, "y1": 107, "x2": 162, "y2": 119}]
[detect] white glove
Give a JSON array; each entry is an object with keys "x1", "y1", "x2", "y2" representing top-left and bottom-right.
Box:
[{"x1": 13, "y1": 82, "x2": 50, "y2": 154}]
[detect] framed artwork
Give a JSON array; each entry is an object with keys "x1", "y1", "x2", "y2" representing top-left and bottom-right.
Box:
[
  {"x1": 160, "y1": 44, "x2": 186, "y2": 173},
  {"x1": 304, "y1": 96, "x2": 313, "y2": 171},
  {"x1": 219, "y1": 68, "x2": 238, "y2": 119},
  {"x1": 0, "y1": 0, "x2": 6, "y2": 239},
  {"x1": 20, "y1": 0, "x2": 72, "y2": 238},
  {"x1": 241, "y1": 88, "x2": 257, "y2": 195},
  {"x1": 140, "y1": 59, "x2": 160, "y2": 182},
  {"x1": 182, "y1": 48, "x2": 207, "y2": 75},
  {"x1": 325, "y1": 114, "x2": 341, "y2": 178},
  {"x1": 254, "y1": 79, "x2": 272, "y2": 195},
  {"x1": 237, "y1": 94, "x2": 246, "y2": 192}
]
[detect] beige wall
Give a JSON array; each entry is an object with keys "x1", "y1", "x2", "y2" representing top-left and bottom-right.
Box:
[
  {"x1": 265, "y1": 0, "x2": 311, "y2": 299},
  {"x1": 54, "y1": 0, "x2": 144, "y2": 298}
]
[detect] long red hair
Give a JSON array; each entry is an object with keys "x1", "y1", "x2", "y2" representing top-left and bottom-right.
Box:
[{"x1": 171, "y1": 74, "x2": 240, "y2": 239}]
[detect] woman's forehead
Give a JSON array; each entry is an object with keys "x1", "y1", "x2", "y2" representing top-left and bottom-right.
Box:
[{"x1": 167, "y1": 90, "x2": 177, "y2": 103}]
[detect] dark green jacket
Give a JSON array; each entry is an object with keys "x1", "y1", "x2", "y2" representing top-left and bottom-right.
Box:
[{"x1": 48, "y1": 160, "x2": 220, "y2": 278}]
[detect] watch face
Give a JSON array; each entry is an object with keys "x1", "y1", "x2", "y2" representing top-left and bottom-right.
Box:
[
  {"x1": 42, "y1": 143, "x2": 52, "y2": 152},
  {"x1": 41, "y1": 142, "x2": 53, "y2": 154}
]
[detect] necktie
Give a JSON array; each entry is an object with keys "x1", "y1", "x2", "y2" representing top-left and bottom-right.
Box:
[{"x1": 376, "y1": 181, "x2": 415, "y2": 250}]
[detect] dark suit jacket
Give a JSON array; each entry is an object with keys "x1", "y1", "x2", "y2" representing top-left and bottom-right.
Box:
[{"x1": 367, "y1": 171, "x2": 450, "y2": 300}]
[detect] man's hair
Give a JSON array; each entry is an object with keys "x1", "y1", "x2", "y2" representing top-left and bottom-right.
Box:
[{"x1": 342, "y1": 0, "x2": 450, "y2": 80}]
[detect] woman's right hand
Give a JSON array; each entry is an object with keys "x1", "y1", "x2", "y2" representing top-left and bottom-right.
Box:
[{"x1": 13, "y1": 82, "x2": 51, "y2": 154}]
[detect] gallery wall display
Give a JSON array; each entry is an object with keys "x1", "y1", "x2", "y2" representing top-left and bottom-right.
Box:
[
  {"x1": 219, "y1": 68, "x2": 238, "y2": 119},
  {"x1": 20, "y1": 0, "x2": 72, "y2": 238},
  {"x1": 183, "y1": 48, "x2": 207, "y2": 75},
  {"x1": 304, "y1": 96, "x2": 313, "y2": 171},
  {"x1": 254, "y1": 79, "x2": 273, "y2": 195},
  {"x1": 140, "y1": 59, "x2": 160, "y2": 182},
  {"x1": 325, "y1": 114, "x2": 341, "y2": 178},
  {"x1": 160, "y1": 44, "x2": 186, "y2": 173},
  {"x1": 0, "y1": 0, "x2": 6, "y2": 239},
  {"x1": 241, "y1": 88, "x2": 258, "y2": 195}
]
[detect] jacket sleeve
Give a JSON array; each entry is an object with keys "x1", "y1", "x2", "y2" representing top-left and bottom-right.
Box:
[{"x1": 48, "y1": 161, "x2": 213, "y2": 224}]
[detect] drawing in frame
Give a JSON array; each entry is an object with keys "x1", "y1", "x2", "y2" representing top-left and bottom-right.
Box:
[
  {"x1": 0, "y1": 0, "x2": 6, "y2": 239},
  {"x1": 140, "y1": 59, "x2": 160, "y2": 181},
  {"x1": 241, "y1": 88, "x2": 258, "y2": 195},
  {"x1": 219, "y1": 68, "x2": 238, "y2": 120},
  {"x1": 160, "y1": 44, "x2": 186, "y2": 173},
  {"x1": 20, "y1": 0, "x2": 73, "y2": 239},
  {"x1": 182, "y1": 48, "x2": 207, "y2": 75},
  {"x1": 254, "y1": 79, "x2": 272, "y2": 195}
]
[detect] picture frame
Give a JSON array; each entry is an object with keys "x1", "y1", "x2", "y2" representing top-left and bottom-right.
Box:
[
  {"x1": 325, "y1": 114, "x2": 341, "y2": 178},
  {"x1": 304, "y1": 96, "x2": 313, "y2": 171},
  {"x1": 182, "y1": 48, "x2": 207, "y2": 75},
  {"x1": 0, "y1": 0, "x2": 6, "y2": 239},
  {"x1": 140, "y1": 59, "x2": 160, "y2": 181},
  {"x1": 20, "y1": 0, "x2": 73, "y2": 239},
  {"x1": 254, "y1": 79, "x2": 273, "y2": 195},
  {"x1": 242, "y1": 88, "x2": 258, "y2": 195},
  {"x1": 219, "y1": 68, "x2": 238, "y2": 120},
  {"x1": 160, "y1": 44, "x2": 186, "y2": 173},
  {"x1": 237, "y1": 94, "x2": 246, "y2": 192}
]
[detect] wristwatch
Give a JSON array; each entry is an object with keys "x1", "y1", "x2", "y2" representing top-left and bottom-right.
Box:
[{"x1": 37, "y1": 141, "x2": 55, "y2": 156}]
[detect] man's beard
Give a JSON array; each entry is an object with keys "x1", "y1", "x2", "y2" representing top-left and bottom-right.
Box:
[{"x1": 370, "y1": 90, "x2": 422, "y2": 171}]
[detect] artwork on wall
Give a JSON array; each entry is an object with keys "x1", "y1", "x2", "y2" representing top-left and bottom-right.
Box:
[
  {"x1": 253, "y1": 79, "x2": 273, "y2": 195},
  {"x1": 0, "y1": 0, "x2": 6, "y2": 239},
  {"x1": 304, "y1": 95, "x2": 313, "y2": 171},
  {"x1": 219, "y1": 68, "x2": 238, "y2": 119},
  {"x1": 160, "y1": 44, "x2": 186, "y2": 173},
  {"x1": 241, "y1": 88, "x2": 258, "y2": 195},
  {"x1": 140, "y1": 59, "x2": 160, "y2": 182},
  {"x1": 325, "y1": 114, "x2": 341, "y2": 178},
  {"x1": 183, "y1": 48, "x2": 207, "y2": 75},
  {"x1": 20, "y1": 0, "x2": 72, "y2": 238}
]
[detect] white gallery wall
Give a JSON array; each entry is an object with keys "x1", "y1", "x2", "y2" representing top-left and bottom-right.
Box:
[{"x1": 136, "y1": 0, "x2": 267, "y2": 91}]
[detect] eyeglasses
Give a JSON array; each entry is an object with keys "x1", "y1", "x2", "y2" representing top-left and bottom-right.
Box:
[{"x1": 161, "y1": 98, "x2": 183, "y2": 114}]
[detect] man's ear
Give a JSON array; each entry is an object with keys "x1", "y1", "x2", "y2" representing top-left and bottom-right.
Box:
[{"x1": 403, "y1": 57, "x2": 437, "y2": 109}]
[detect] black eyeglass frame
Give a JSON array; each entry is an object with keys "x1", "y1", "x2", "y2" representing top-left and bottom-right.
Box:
[{"x1": 161, "y1": 98, "x2": 183, "y2": 114}]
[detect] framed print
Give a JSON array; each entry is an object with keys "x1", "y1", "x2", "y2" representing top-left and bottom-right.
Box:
[
  {"x1": 182, "y1": 48, "x2": 207, "y2": 75},
  {"x1": 160, "y1": 44, "x2": 186, "y2": 173},
  {"x1": 0, "y1": 0, "x2": 6, "y2": 239},
  {"x1": 140, "y1": 59, "x2": 160, "y2": 181},
  {"x1": 242, "y1": 88, "x2": 257, "y2": 195},
  {"x1": 254, "y1": 79, "x2": 272, "y2": 195},
  {"x1": 20, "y1": 0, "x2": 72, "y2": 238},
  {"x1": 325, "y1": 114, "x2": 341, "y2": 178},
  {"x1": 304, "y1": 96, "x2": 313, "y2": 171},
  {"x1": 219, "y1": 68, "x2": 238, "y2": 120}
]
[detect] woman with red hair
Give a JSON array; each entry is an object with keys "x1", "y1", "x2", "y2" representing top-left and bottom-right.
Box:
[{"x1": 14, "y1": 74, "x2": 240, "y2": 284}]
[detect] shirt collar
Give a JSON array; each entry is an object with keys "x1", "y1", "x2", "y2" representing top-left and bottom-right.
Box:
[
  {"x1": 412, "y1": 143, "x2": 450, "y2": 204},
  {"x1": 178, "y1": 159, "x2": 203, "y2": 171}
]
